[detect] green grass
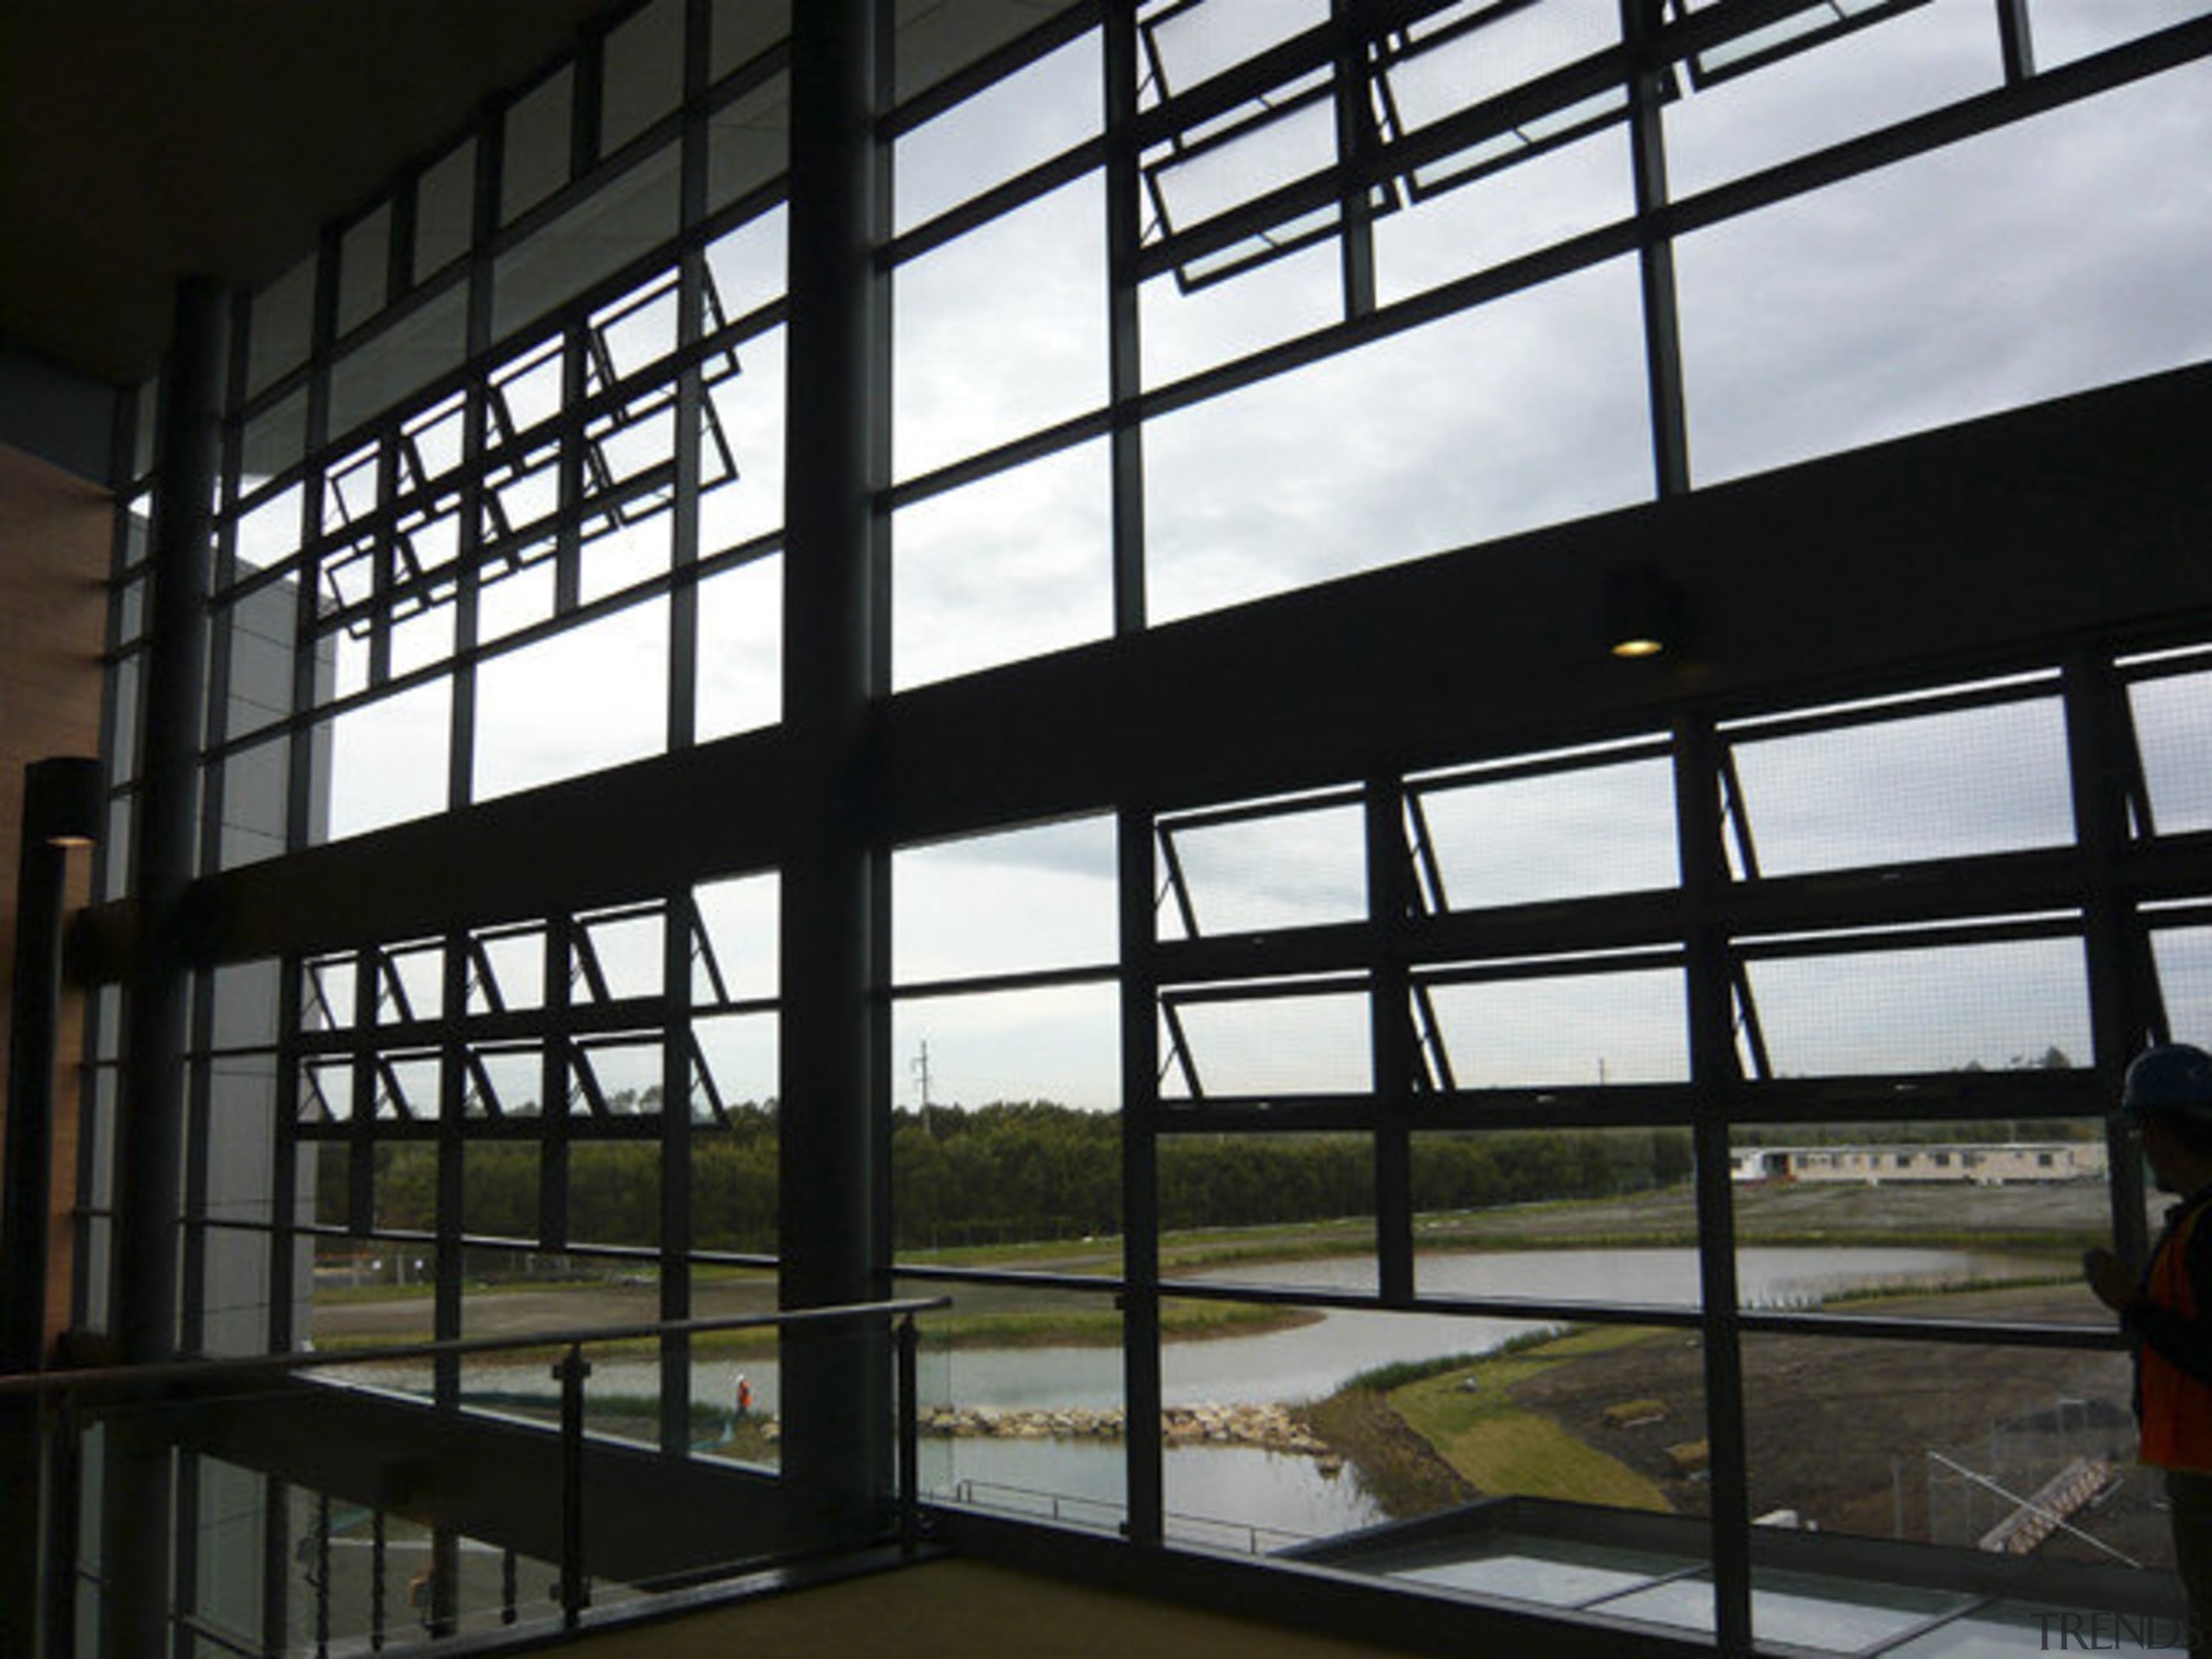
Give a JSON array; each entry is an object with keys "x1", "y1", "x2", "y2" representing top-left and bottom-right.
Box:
[{"x1": 1388, "y1": 1326, "x2": 1674, "y2": 1513}]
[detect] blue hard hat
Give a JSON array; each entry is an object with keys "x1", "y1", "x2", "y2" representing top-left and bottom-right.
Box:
[{"x1": 2120, "y1": 1044, "x2": 2212, "y2": 1125}]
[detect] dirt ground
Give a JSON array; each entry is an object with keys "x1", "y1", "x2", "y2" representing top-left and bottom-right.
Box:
[{"x1": 1503, "y1": 1283, "x2": 2171, "y2": 1571}]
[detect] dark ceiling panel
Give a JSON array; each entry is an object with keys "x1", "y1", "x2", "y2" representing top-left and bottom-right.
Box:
[{"x1": 0, "y1": 0, "x2": 614, "y2": 385}]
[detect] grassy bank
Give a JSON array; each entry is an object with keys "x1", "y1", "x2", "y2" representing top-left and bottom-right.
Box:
[
  {"x1": 1296, "y1": 1328, "x2": 1675, "y2": 1522},
  {"x1": 315, "y1": 1294, "x2": 1314, "y2": 1362}
]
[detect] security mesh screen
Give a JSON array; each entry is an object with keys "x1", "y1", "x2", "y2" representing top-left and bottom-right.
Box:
[
  {"x1": 1414, "y1": 755, "x2": 1676, "y2": 912},
  {"x1": 1158, "y1": 800, "x2": 1365, "y2": 938},
  {"x1": 1421, "y1": 968, "x2": 1688, "y2": 1090},
  {"x1": 2133, "y1": 669, "x2": 2212, "y2": 836},
  {"x1": 1739, "y1": 936, "x2": 2089, "y2": 1077},
  {"x1": 1725, "y1": 696, "x2": 2074, "y2": 877}
]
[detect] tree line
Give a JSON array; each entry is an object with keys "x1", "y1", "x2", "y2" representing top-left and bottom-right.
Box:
[{"x1": 331, "y1": 1101, "x2": 1696, "y2": 1255}]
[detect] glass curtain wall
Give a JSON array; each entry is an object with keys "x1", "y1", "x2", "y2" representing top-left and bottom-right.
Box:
[{"x1": 82, "y1": 0, "x2": 2212, "y2": 1652}]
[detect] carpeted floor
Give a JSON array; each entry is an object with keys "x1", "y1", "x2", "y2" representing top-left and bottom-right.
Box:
[{"x1": 548, "y1": 1559, "x2": 1406, "y2": 1657}]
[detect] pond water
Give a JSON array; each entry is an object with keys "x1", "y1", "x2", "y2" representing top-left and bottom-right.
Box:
[{"x1": 334, "y1": 1243, "x2": 2057, "y2": 1547}]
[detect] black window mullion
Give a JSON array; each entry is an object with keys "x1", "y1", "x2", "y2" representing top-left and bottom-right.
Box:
[
  {"x1": 540, "y1": 915, "x2": 575, "y2": 1252},
  {"x1": 2063, "y1": 649, "x2": 2155, "y2": 1270},
  {"x1": 435, "y1": 932, "x2": 466, "y2": 1407},
  {"x1": 1622, "y1": 0, "x2": 1690, "y2": 498},
  {"x1": 1675, "y1": 716, "x2": 1752, "y2": 1659},
  {"x1": 348, "y1": 947, "x2": 378, "y2": 1235},
  {"x1": 451, "y1": 110, "x2": 502, "y2": 819},
  {"x1": 1106, "y1": 0, "x2": 1148, "y2": 635},
  {"x1": 1367, "y1": 776, "x2": 1414, "y2": 1305},
  {"x1": 269, "y1": 951, "x2": 305, "y2": 1354},
  {"x1": 556, "y1": 321, "x2": 588, "y2": 615},
  {"x1": 1118, "y1": 800, "x2": 1164, "y2": 1548},
  {"x1": 1331, "y1": 0, "x2": 1379, "y2": 321}
]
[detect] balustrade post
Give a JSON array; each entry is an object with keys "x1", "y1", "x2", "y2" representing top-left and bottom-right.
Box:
[
  {"x1": 897, "y1": 1313, "x2": 919, "y2": 1554},
  {"x1": 555, "y1": 1344, "x2": 592, "y2": 1627}
]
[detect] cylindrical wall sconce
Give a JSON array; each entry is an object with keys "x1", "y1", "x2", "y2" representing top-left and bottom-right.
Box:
[{"x1": 1605, "y1": 563, "x2": 1684, "y2": 660}]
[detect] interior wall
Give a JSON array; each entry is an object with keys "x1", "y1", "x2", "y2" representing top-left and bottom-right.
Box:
[{"x1": 0, "y1": 438, "x2": 112, "y2": 1356}]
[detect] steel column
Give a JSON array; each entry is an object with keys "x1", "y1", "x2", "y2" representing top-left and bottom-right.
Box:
[
  {"x1": 777, "y1": 0, "x2": 887, "y2": 1548},
  {"x1": 105, "y1": 275, "x2": 226, "y2": 1659}
]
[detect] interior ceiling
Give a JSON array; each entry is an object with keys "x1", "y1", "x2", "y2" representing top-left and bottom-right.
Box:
[{"x1": 0, "y1": 1, "x2": 616, "y2": 388}]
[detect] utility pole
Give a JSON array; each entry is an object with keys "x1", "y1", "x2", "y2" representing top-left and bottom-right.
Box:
[{"x1": 912, "y1": 1041, "x2": 934, "y2": 1139}]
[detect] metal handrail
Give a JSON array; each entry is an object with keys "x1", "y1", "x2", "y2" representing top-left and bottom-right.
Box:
[
  {"x1": 0, "y1": 1294, "x2": 950, "y2": 1397},
  {"x1": 3, "y1": 1296, "x2": 950, "y2": 1651}
]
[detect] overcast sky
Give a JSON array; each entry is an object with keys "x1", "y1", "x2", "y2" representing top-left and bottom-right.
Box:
[{"x1": 292, "y1": 0, "x2": 2212, "y2": 1113}]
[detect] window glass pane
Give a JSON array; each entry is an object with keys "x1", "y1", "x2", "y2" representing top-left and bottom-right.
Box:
[
  {"x1": 493, "y1": 143, "x2": 681, "y2": 340},
  {"x1": 893, "y1": 1105, "x2": 1120, "y2": 1263},
  {"x1": 893, "y1": 982, "x2": 1122, "y2": 1114},
  {"x1": 467, "y1": 925, "x2": 543, "y2": 1015},
  {"x1": 248, "y1": 257, "x2": 315, "y2": 398},
  {"x1": 1679, "y1": 60, "x2": 2212, "y2": 486},
  {"x1": 601, "y1": 0, "x2": 683, "y2": 154},
  {"x1": 463, "y1": 1044, "x2": 544, "y2": 1123},
  {"x1": 1733, "y1": 1116, "x2": 2109, "y2": 1326},
  {"x1": 329, "y1": 286, "x2": 469, "y2": 442},
  {"x1": 711, "y1": 0, "x2": 787, "y2": 82},
  {"x1": 2133, "y1": 669, "x2": 2212, "y2": 836},
  {"x1": 239, "y1": 387, "x2": 308, "y2": 486},
  {"x1": 698, "y1": 325, "x2": 785, "y2": 553},
  {"x1": 1157, "y1": 798, "x2": 1364, "y2": 939},
  {"x1": 219, "y1": 735, "x2": 289, "y2": 869},
  {"x1": 692, "y1": 874, "x2": 778, "y2": 1005},
  {"x1": 1161, "y1": 982, "x2": 1370, "y2": 1099},
  {"x1": 1414, "y1": 752, "x2": 1677, "y2": 912},
  {"x1": 131, "y1": 378, "x2": 160, "y2": 481},
  {"x1": 1414, "y1": 1128, "x2": 1697, "y2": 1294},
  {"x1": 1663, "y1": 3, "x2": 1999, "y2": 198},
  {"x1": 896, "y1": 32, "x2": 1101, "y2": 233},
  {"x1": 2030, "y1": 0, "x2": 2212, "y2": 69},
  {"x1": 893, "y1": 440, "x2": 1111, "y2": 690},
  {"x1": 1373, "y1": 128, "x2": 1631, "y2": 308},
  {"x1": 569, "y1": 1143, "x2": 659, "y2": 1254},
  {"x1": 1740, "y1": 1335, "x2": 2165, "y2": 1592},
  {"x1": 324, "y1": 679, "x2": 453, "y2": 840},
  {"x1": 900, "y1": 1279, "x2": 1125, "y2": 1532},
  {"x1": 473, "y1": 600, "x2": 669, "y2": 801},
  {"x1": 1144, "y1": 72, "x2": 1336, "y2": 239},
  {"x1": 374, "y1": 941, "x2": 445, "y2": 1027},
  {"x1": 1141, "y1": 234, "x2": 1338, "y2": 390},
  {"x1": 894, "y1": 815, "x2": 1116, "y2": 983},
  {"x1": 1147, "y1": 258, "x2": 1649, "y2": 623},
  {"x1": 1739, "y1": 934, "x2": 2091, "y2": 1078},
  {"x1": 707, "y1": 69, "x2": 791, "y2": 209},
  {"x1": 463, "y1": 1145, "x2": 541, "y2": 1241},
  {"x1": 414, "y1": 139, "x2": 479, "y2": 283},
  {"x1": 1421, "y1": 965, "x2": 1688, "y2": 1091},
  {"x1": 210, "y1": 958, "x2": 283, "y2": 1052},
  {"x1": 574, "y1": 904, "x2": 664, "y2": 1002},
  {"x1": 502, "y1": 67, "x2": 574, "y2": 224},
  {"x1": 893, "y1": 175, "x2": 1107, "y2": 481},
  {"x1": 1139, "y1": 0, "x2": 1328, "y2": 106},
  {"x1": 221, "y1": 581, "x2": 297, "y2": 741},
  {"x1": 702, "y1": 207, "x2": 787, "y2": 325},
  {"x1": 337, "y1": 204, "x2": 391, "y2": 337},
  {"x1": 232, "y1": 484, "x2": 304, "y2": 583},
  {"x1": 694, "y1": 1013, "x2": 779, "y2": 1152},
  {"x1": 1164, "y1": 1132, "x2": 1375, "y2": 1293},
  {"x1": 695, "y1": 554, "x2": 780, "y2": 740},
  {"x1": 1726, "y1": 696, "x2": 2075, "y2": 877}
]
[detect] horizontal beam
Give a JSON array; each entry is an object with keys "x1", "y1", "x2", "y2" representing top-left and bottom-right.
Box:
[{"x1": 74, "y1": 360, "x2": 2212, "y2": 971}]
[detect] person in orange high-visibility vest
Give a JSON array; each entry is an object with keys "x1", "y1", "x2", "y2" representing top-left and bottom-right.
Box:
[{"x1": 2087, "y1": 1043, "x2": 2212, "y2": 1657}]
